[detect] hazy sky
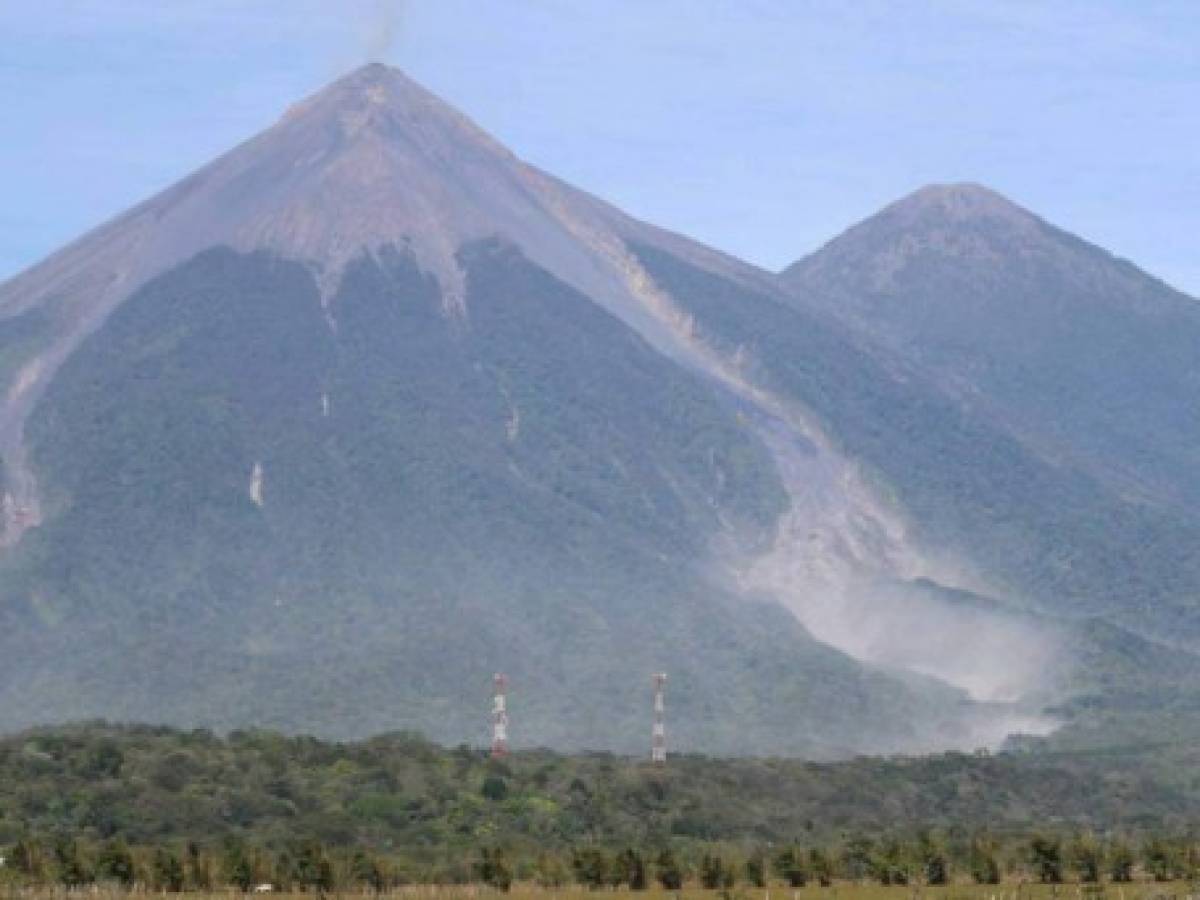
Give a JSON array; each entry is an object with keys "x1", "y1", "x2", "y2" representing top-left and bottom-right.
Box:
[{"x1": 2, "y1": 1, "x2": 1197, "y2": 294}]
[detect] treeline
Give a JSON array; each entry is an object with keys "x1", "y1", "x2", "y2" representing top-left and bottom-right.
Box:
[
  {"x1": 4, "y1": 723, "x2": 1199, "y2": 848},
  {"x1": 4, "y1": 831, "x2": 1200, "y2": 891},
  {"x1": 3, "y1": 723, "x2": 1200, "y2": 891}
]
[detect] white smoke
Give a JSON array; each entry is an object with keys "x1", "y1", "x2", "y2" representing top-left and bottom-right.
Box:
[{"x1": 363, "y1": 0, "x2": 403, "y2": 62}]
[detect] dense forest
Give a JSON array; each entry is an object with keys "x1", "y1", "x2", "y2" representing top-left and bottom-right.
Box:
[{"x1": 3, "y1": 724, "x2": 1200, "y2": 889}]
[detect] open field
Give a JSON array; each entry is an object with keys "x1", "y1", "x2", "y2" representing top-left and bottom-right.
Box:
[{"x1": 4, "y1": 886, "x2": 1200, "y2": 900}]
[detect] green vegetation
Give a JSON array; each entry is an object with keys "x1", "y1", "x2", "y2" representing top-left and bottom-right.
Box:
[
  {"x1": 5, "y1": 216, "x2": 1200, "y2": 756},
  {"x1": 783, "y1": 193, "x2": 1200, "y2": 519},
  {"x1": 3, "y1": 724, "x2": 1200, "y2": 890},
  {"x1": 628, "y1": 240, "x2": 1200, "y2": 745},
  {"x1": 631, "y1": 239, "x2": 1200, "y2": 640},
  {"x1": 0, "y1": 244, "x2": 959, "y2": 754}
]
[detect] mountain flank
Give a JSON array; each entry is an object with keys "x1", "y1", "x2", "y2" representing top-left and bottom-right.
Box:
[{"x1": 2, "y1": 70, "x2": 1198, "y2": 755}]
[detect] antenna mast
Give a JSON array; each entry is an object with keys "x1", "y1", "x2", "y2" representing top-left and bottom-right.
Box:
[
  {"x1": 652, "y1": 673, "x2": 667, "y2": 764},
  {"x1": 491, "y1": 673, "x2": 509, "y2": 758}
]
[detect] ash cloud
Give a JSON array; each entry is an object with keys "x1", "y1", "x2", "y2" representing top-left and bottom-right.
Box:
[
  {"x1": 363, "y1": 0, "x2": 404, "y2": 62},
  {"x1": 729, "y1": 409, "x2": 1064, "y2": 747}
]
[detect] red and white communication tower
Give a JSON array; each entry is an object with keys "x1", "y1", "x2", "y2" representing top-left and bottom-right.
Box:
[
  {"x1": 491, "y1": 673, "x2": 509, "y2": 758},
  {"x1": 651, "y1": 673, "x2": 667, "y2": 764}
]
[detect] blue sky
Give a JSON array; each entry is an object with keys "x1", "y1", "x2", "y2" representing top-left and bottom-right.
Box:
[{"x1": 1, "y1": 1, "x2": 1197, "y2": 294}]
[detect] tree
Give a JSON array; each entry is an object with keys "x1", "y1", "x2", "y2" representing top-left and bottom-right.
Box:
[
  {"x1": 53, "y1": 836, "x2": 91, "y2": 888},
  {"x1": 918, "y1": 832, "x2": 949, "y2": 886},
  {"x1": 535, "y1": 853, "x2": 570, "y2": 888},
  {"x1": 481, "y1": 775, "x2": 509, "y2": 802},
  {"x1": 809, "y1": 848, "x2": 834, "y2": 887},
  {"x1": 294, "y1": 840, "x2": 334, "y2": 892},
  {"x1": 351, "y1": 850, "x2": 386, "y2": 892},
  {"x1": 223, "y1": 839, "x2": 255, "y2": 892},
  {"x1": 746, "y1": 851, "x2": 767, "y2": 887},
  {"x1": 616, "y1": 848, "x2": 648, "y2": 890},
  {"x1": 153, "y1": 847, "x2": 186, "y2": 892},
  {"x1": 875, "y1": 838, "x2": 912, "y2": 886},
  {"x1": 96, "y1": 839, "x2": 136, "y2": 888},
  {"x1": 274, "y1": 849, "x2": 296, "y2": 892},
  {"x1": 9, "y1": 835, "x2": 46, "y2": 881},
  {"x1": 1143, "y1": 836, "x2": 1178, "y2": 883},
  {"x1": 656, "y1": 849, "x2": 684, "y2": 890},
  {"x1": 773, "y1": 846, "x2": 808, "y2": 887},
  {"x1": 700, "y1": 854, "x2": 733, "y2": 889},
  {"x1": 572, "y1": 846, "x2": 611, "y2": 889},
  {"x1": 842, "y1": 834, "x2": 875, "y2": 881},
  {"x1": 1108, "y1": 839, "x2": 1134, "y2": 883},
  {"x1": 478, "y1": 847, "x2": 513, "y2": 892},
  {"x1": 923, "y1": 850, "x2": 948, "y2": 885},
  {"x1": 969, "y1": 836, "x2": 1001, "y2": 885},
  {"x1": 82, "y1": 740, "x2": 125, "y2": 779},
  {"x1": 1069, "y1": 833, "x2": 1103, "y2": 884},
  {"x1": 187, "y1": 841, "x2": 214, "y2": 891},
  {"x1": 1029, "y1": 835, "x2": 1063, "y2": 884}
]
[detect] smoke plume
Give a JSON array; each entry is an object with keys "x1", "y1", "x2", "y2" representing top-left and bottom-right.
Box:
[{"x1": 364, "y1": 0, "x2": 403, "y2": 62}]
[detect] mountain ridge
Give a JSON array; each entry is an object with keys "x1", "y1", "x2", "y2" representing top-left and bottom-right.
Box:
[
  {"x1": 780, "y1": 179, "x2": 1200, "y2": 649},
  {"x1": 0, "y1": 65, "x2": 1012, "y2": 754},
  {"x1": 0, "y1": 64, "x2": 786, "y2": 547},
  {"x1": 2, "y1": 65, "x2": 1196, "y2": 755}
]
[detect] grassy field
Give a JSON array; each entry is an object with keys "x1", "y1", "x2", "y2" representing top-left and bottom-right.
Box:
[
  {"x1": 4, "y1": 886, "x2": 1197, "y2": 900},
  {"x1": 384, "y1": 887, "x2": 1197, "y2": 900}
]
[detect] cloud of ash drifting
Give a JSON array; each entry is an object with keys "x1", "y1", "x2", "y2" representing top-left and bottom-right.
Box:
[
  {"x1": 363, "y1": 0, "x2": 404, "y2": 62},
  {"x1": 728, "y1": 410, "x2": 1064, "y2": 745}
]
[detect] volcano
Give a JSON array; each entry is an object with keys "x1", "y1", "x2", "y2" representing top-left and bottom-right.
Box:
[{"x1": 2, "y1": 66, "x2": 1197, "y2": 754}]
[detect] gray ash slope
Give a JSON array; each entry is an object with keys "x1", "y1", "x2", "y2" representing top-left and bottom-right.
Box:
[{"x1": 0, "y1": 67, "x2": 1192, "y2": 753}]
